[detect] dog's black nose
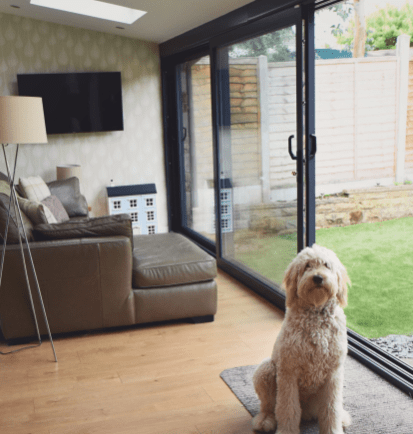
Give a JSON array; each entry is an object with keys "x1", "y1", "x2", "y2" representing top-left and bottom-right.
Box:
[{"x1": 313, "y1": 275, "x2": 323, "y2": 285}]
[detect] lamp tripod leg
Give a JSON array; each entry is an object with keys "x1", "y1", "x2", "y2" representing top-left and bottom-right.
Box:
[
  {"x1": 0, "y1": 144, "x2": 57, "y2": 362},
  {"x1": 0, "y1": 144, "x2": 42, "y2": 344}
]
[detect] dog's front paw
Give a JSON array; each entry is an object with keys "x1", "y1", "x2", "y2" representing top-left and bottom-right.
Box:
[
  {"x1": 342, "y1": 410, "x2": 352, "y2": 429},
  {"x1": 252, "y1": 412, "x2": 276, "y2": 432}
]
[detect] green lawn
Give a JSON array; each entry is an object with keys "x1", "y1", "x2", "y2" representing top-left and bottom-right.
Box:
[
  {"x1": 236, "y1": 217, "x2": 413, "y2": 338},
  {"x1": 317, "y1": 217, "x2": 413, "y2": 338},
  {"x1": 234, "y1": 233, "x2": 297, "y2": 286}
]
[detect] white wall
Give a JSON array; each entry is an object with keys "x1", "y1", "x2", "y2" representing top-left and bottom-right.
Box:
[{"x1": 0, "y1": 12, "x2": 168, "y2": 232}]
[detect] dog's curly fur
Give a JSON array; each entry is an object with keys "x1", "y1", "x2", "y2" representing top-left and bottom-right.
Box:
[{"x1": 252, "y1": 244, "x2": 351, "y2": 434}]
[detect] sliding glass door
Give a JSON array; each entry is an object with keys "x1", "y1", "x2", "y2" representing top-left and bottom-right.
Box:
[
  {"x1": 216, "y1": 27, "x2": 301, "y2": 287},
  {"x1": 212, "y1": 7, "x2": 315, "y2": 294},
  {"x1": 167, "y1": 6, "x2": 315, "y2": 299},
  {"x1": 177, "y1": 56, "x2": 216, "y2": 244}
]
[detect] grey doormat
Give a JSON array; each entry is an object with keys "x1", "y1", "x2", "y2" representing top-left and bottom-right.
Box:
[{"x1": 220, "y1": 356, "x2": 413, "y2": 433}]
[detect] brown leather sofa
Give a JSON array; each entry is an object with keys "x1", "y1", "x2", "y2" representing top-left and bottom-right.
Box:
[{"x1": 0, "y1": 177, "x2": 217, "y2": 341}]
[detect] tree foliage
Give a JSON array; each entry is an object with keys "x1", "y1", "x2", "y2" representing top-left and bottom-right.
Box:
[
  {"x1": 336, "y1": 3, "x2": 413, "y2": 51},
  {"x1": 229, "y1": 27, "x2": 295, "y2": 62},
  {"x1": 329, "y1": 2, "x2": 354, "y2": 38}
]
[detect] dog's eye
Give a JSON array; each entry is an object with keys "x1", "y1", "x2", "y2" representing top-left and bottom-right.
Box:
[
  {"x1": 324, "y1": 262, "x2": 330, "y2": 269},
  {"x1": 305, "y1": 263, "x2": 311, "y2": 270}
]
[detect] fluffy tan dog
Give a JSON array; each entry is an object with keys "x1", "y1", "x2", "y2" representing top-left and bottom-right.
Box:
[{"x1": 252, "y1": 244, "x2": 351, "y2": 434}]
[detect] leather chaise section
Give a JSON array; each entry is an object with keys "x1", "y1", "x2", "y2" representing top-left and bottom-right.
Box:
[
  {"x1": 132, "y1": 232, "x2": 217, "y2": 288},
  {"x1": 133, "y1": 280, "x2": 217, "y2": 324}
]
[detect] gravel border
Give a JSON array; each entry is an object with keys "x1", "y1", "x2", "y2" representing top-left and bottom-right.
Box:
[{"x1": 370, "y1": 334, "x2": 413, "y2": 359}]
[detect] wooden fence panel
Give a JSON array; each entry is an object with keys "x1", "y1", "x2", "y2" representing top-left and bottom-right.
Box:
[
  {"x1": 191, "y1": 63, "x2": 214, "y2": 191},
  {"x1": 228, "y1": 59, "x2": 261, "y2": 188},
  {"x1": 353, "y1": 59, "x2": 396, "y2": 181},
  {"x1": 190, "y1": 53, "x2": 409, "y2": 207},
  {"x1": 268, "y1": 63, "x2": 297, "y2": 190},
  {"x1": 407, "y1": 60, "x2": 413, "y2": 175},
  {"x1": 267, "y1": 57, "x2": 398, "y2": 190}
]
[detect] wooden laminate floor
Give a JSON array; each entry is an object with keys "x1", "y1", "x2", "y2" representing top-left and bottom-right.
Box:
[{"x1": 0, "y1": 271, "x2": 285, "y2": 434}]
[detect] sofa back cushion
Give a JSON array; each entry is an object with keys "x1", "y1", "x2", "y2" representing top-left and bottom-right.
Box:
[
  {"x1": 0, "y1": 172, "x2": 9, "y2": 183},
  {"x1": 33, "y1": 214, "x2": 133, "y2": 248},
  {"x1": 0, "y1": 180, "x2": 34, "y2": 243}
]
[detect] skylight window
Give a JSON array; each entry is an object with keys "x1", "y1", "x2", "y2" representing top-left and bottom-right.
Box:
[{"x1": 30, "y1": 0, "x2": 147, "y2": 25}]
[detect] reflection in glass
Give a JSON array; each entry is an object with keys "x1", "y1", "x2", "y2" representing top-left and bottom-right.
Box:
[
  {"x1": 179, "y1": 56, "x2": 216, "y2": 242},
  {"x1": 217, "y1": 26, "x2": 299, "y2": 288}
]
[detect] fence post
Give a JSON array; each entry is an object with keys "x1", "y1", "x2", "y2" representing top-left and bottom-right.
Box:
[
  {"x1": 396, "y1": 34, "x2": 410, "y2": 184},
  {"x1": 258, "y1": 55, "x2": 270, "y2": 202},
  {"x1": 354, "y1": 60, "x2": 360, "y2": 180}
]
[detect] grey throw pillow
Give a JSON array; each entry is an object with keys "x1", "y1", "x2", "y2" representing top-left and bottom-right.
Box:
[{"x1": 47, "y1": 177, "x2": 88, "y2": 218}]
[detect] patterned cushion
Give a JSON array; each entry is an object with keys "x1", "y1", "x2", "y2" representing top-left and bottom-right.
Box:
[
  {"x1": 18, "y1": 197, "x2": 57, "y2": 225},
  {"x1": 19, "y1": 176, "x2": 51, "y2": 202},
  {"x1": 41, "y1": 195, "x2": 69, "y2": 223},
  {"x1": 0, "y1": 179, "x2": 11, "y2": 196}
]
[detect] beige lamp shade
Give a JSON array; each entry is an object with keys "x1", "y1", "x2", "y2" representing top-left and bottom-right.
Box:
[
  {"x1": 0, "y1": 96, "x2": 48, "y2": 144},
  {"x1": 57, "y1": 164, "x2": 82, "y2": 183}
]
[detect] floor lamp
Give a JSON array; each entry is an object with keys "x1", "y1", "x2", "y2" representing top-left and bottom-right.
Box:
[{"x1": 0, "y1": 96, "x2": 57, "y2": 362}]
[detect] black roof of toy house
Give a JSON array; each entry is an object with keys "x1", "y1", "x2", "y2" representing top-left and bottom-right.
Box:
[{"x1": 107, "y1": 183, "x2": 157, "y2": 197}]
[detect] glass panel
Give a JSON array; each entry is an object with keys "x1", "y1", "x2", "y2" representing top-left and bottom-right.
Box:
[
  {"x1": 179, "y1": 56, "x2": 216, "y2": 242},
  {"x1": 217, "y1": 26, "x2": 299, "y2": 288},
  {"x1": 315, "y1": 2, "x2": 413, "y2": 365}
]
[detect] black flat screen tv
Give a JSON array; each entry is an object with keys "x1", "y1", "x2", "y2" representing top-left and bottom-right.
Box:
[{"x1": 17, "y1": 71, "x2": 124, "y2": 135}]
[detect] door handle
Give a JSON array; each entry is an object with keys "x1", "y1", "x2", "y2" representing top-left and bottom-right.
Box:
[
  {"x1": 288, "y1": 135, "x2": 297, "y2": 160},
  {"x1": 309, "y1": 134, "x2": 317, "y2": 160},
  {"x1": 182, "y1": 127, "x2": 187, "y2": 142}
]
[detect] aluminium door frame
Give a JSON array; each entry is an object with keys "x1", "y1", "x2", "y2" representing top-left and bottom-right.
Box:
[{"x1": 304, "y1": 3, "x2": 316, "y2": 247}]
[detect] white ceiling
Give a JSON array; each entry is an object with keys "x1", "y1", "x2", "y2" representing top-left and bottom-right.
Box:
[{"x1": 0, "y1": 0, "x2": 255, "y2": 43}]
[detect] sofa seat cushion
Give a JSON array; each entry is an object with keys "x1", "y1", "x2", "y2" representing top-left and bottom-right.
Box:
[{"x1": 132, "y1": 232, "x2": 217, "y2": 289}]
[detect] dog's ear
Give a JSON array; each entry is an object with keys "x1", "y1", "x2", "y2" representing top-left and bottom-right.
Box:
[
  {"x1": 336, "y1": 262, "x2": 351, "y2": 308},
  {"x1": 283, "y1": 258, "x2": 301, "y2": 309}
]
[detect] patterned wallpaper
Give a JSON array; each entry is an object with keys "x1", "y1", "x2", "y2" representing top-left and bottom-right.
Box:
[{"x1": 0, "y1": 12, "x2": 167, "y2": 231}]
